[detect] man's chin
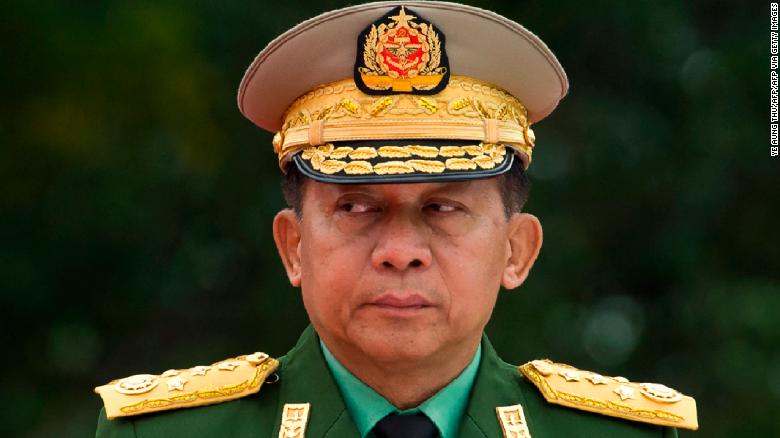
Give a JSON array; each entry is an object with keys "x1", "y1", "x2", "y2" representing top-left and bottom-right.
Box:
[{"x1": 347, "y1": 324, "x2": 442, "y2": 365}]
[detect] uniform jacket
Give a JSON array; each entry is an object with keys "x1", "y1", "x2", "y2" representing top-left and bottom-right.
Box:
[{"x1": 96, "y1": 326, "x2": 681, "y2": 437}]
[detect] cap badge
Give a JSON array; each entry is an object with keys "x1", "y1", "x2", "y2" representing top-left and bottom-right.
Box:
[{"x1": 355, "y1": 6, "x2": 449, "y2": 95}]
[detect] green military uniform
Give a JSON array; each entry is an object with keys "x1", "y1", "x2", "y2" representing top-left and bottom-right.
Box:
[
  {"x1": 95, "y1": 2, "x2": 699, "y2": 436},
  {"x1": 96, "y1": 326, "x2": 694, "y2": 437}
]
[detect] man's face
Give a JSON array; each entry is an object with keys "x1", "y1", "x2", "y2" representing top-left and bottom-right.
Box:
[{"x1": 274, "y1": 177, "x2": 541, "y2": 366}]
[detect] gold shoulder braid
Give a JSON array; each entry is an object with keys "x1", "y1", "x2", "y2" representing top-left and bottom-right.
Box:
[
  {"x1": 519, "y1": 359, "x2": 698, "y2": 430},
  {"x1": 94, "y1": 352, "x2": 279, "y2": 420}
]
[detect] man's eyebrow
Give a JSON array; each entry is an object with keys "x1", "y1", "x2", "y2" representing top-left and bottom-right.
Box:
[
  {"x1": 416, "y1": 181, "x2": 479, "y2": 200},
  {"x1": 329, "y1": 183, "x2": 382, "y2": 195},
  {"x1": 427, "y1": 180, "x2": 475, "y2": 195},
  {"x1": 329, "y1": 180, "x2": 476, "y2": 196}
]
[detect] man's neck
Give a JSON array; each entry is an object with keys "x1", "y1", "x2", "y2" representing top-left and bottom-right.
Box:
[{"x1": 320, "y1": 335, "x2": 481, "y2": 409}]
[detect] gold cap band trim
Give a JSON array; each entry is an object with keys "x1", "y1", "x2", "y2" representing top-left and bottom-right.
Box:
[
  {"x1": 275, "y1": 76, "x2": 535, "y2": 169},
  {"x1": 281, "y1": 119, "x2": 527, "y2": 160}
]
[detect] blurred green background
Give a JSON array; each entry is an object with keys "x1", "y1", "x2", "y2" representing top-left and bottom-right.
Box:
[{"x1": 1, "y1": 1, "x2": 776, "y2": 436}]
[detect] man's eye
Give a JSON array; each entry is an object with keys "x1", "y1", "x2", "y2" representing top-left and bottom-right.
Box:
[
  {"x1": 425, "y1": 203, "x2": 458, "y2": 213},
  {"x1": 339, "y1": 202, "x2": 377, "y2": 213}
]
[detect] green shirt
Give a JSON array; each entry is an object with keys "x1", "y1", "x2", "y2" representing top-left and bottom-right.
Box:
[{"x1": 320, "y1": 341, "x2": 481, "y2": 438}]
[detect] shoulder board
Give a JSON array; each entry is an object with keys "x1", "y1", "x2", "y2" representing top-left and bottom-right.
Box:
[
  {"x1": 519, "y1": 359, "x2": 698, "y2": 430},
  {"x1": 94, "y1": 352, "x2": 279, "y2": 420}
]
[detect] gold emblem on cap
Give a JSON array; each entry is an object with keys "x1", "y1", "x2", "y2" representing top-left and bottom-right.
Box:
[
  {"x1": 114, "y1": 374, "x2": 158, "y2": 395},
  {"x1": 357, "y1": 6, "x2": 447, "y2": 93}
]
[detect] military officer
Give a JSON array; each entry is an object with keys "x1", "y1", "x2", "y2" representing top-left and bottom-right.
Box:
[{"x1": 94, "y1": 2, "x2": 698, "y2": 437}]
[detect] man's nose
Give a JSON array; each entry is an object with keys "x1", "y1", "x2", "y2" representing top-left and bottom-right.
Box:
[{"x1": 370, "y1": 211, "x2": 432, "y2": 271}]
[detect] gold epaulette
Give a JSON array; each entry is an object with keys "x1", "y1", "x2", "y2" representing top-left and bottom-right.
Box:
[
  {"x1": 94, "y1": 352, "x2": 279, "y2": 420},
  {"x1": 519, "y1": 359, "x2": 698, "y2": 430}
]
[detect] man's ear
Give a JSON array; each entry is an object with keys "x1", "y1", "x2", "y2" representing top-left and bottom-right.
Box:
[
  {"x1": 502, "y1": 213, "x2": 543, "y2": 290},
  {"x1": 272, "y1": 209, "x2": 302, "y2": 287}
]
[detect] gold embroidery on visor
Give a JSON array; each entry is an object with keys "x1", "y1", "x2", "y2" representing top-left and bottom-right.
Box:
[{"x1": 299, "y1": 143, "x2": 509, "y2": 175}]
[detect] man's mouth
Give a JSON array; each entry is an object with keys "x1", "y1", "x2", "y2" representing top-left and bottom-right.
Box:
[{"x1": 366, "y1": 292, "x2": 434, "y2": 314}]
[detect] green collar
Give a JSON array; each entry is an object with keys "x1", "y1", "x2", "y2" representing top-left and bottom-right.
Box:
[{"x1": 320, "y1": 340, "x2": 482, "y2": 438}]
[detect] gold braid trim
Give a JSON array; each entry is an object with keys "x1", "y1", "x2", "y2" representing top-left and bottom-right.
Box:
[
  {"x1": 300, "y1": 143, "x2": 509, "y2": 175},
  {"x1": 275, "y1": 76, "x2": 535, "y2": 169},
  {"x1": 556, "y1": 392, "x2": 684, "y2": 423},
  {"x1": 519, "y1": 363, "x2": 559, "y2": 401}
]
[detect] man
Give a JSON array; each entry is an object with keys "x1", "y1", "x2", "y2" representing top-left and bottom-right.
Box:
[{"x1": 94, "y1": 2, "x2": 698, "y2": 437}]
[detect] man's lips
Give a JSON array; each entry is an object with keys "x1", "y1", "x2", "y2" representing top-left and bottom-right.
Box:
[{"x1": 367, "y1": 293, "x2": 434, "y2": 309}]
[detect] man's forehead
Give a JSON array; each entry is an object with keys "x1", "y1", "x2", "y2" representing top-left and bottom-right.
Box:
[{"x1": 310, "y1": 178, "x2": 487, "y2": 197}]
